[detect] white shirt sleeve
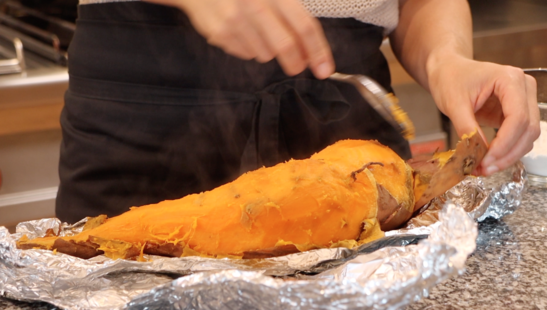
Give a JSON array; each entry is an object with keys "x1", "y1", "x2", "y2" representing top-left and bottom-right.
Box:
[{"x1": 300, "y1": 0, "x2": 399, "y2": 34}]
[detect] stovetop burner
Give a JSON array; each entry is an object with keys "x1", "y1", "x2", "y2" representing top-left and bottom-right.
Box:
[{"x1": 0, "y1": 0, "x2": 76, "y2": 74}]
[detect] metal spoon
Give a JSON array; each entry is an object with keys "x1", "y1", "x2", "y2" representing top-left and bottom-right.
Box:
[{"x1": 329, "y1": 72, "x2": 415, "y2": 140}]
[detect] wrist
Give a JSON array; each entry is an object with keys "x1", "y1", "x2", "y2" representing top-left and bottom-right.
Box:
[
  {"x1": 426, "y1": 48, "x2": 468, "y2": 77},
  {"x1": 425, "y1": 48, "x2": 471, "y2": 90}
]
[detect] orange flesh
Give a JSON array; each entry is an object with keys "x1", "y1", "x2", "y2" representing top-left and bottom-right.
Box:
[
  {"x1": 53, "y1": 153, "x2": 383, "y2": 258},
  {"x1": 312, "y1": 140, "x2": 414, "y2": 213},
  {"x1": 19, "y1": 139, "x2": 424, "y2": 259}
]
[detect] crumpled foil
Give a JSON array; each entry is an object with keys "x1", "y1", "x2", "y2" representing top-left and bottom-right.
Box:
[
  {"x1": 400, "y1": 161, "x2": 525, "y2": 231},
  {"x1": 0, "y1": 163, "x2": 525, "y2": 310}
]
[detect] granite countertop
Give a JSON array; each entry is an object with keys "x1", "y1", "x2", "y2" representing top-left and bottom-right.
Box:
[
  {"x1": 406, "y1": 186, "x2": 547, "y2": 309},
  {"x1": 1, "y1": 186, "x2": 546, "y2": 309}
]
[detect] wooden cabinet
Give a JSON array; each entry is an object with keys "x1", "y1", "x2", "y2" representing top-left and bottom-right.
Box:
[{"x1": 0, "y1": 70, "x2": 67, "y2": 231}]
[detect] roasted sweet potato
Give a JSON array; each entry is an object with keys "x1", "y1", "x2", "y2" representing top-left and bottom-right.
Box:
[
  {"x1": 311, "y1": 140, "x2": 415, "y2": 231},
  {"x1": 17, "y1": 133, "x2": 486, "y2": 260}
]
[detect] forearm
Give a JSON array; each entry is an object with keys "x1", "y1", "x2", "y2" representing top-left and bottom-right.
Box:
[
  {"x1": 390, "y1": 0, "x2": 540, "y2": 175},
  {"x1": 389, "y1": 0, "x2": 473, "y2": 91}
]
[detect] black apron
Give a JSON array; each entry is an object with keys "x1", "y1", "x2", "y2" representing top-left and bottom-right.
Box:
[{"x1": 56, "y1": 2, "x2": 411, "y2": 223}]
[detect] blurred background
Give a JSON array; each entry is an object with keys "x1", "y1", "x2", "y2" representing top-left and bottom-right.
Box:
[{"x1": 0, "y1": 0, "x2": 546, "y2": 231}]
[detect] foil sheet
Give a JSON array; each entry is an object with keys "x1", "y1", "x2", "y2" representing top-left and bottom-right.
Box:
[
  {"x1": 401, "y1": 162, "x2": 525, "y2": 230},
  {"x1": 0, "y1": 163, "x2": 525, "y2": 310}
]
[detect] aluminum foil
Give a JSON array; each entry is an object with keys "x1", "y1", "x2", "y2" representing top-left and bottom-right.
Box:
[
  {"x1": 401, "y1": 161, "x2": 525, "y2": 230},
  {"x1": 0, "y1": 163, "x2": 525, "y2": 310}
]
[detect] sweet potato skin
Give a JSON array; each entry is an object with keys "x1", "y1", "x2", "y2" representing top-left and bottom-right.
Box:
[{"x1": 408, "y1": 131, "x2": 487, "y2": 210}]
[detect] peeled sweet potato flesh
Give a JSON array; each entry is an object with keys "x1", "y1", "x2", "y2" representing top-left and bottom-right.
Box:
[{"x1": 17, "y1": 133, "x2": 486, "y2": 260}]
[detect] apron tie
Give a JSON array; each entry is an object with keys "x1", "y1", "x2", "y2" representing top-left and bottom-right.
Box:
[{"x1": 240, "y1": 78, "x2": 351, "y2": 173}]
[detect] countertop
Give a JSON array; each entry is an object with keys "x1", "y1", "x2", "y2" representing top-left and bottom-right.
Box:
[
  {"x1": 1, "y1": 185, "x2": 546, "y2": 309},
  {"x1": 407, "y1": 186, "x2": 547, "y2": 309}
]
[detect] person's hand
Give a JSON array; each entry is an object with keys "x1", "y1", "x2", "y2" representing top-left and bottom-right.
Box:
[
  {"x1": 151, "y1": 0, "x2": 335, "y2": 79},
  {"x1": 427, "y1": 54, "x2": 540, "y2": 176}
]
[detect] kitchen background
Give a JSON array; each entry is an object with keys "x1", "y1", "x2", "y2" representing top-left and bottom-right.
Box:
[{"x1": 1, "y1": 0, "x2": 546, "y2": 231}]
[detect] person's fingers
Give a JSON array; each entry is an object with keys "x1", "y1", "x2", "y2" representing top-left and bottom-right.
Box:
[
  {"x1": 525, "y1": 73, "x2": 540, "y2": 125},
  {"x1": 232, "y1": 16, "x2": 275, "y2": 63},
  {"x1": 245, "y1": 0, "x2": 307, "y2": 76},
  {"x1": 240, "y1": 25, "x2": 275, "y2": 63},
  {"x1": 429, "y1": 59, "x2": 541, "y2": 176},
  {"x1": 179, "y1": 0, "x2": 333, "y2": 75},
  {"x1": 185, "y1": 3, "x2": 247, "y2": 59},
  {"x1": 489, "y1": 75, "x2": 540, "y2": 170},
  {"x1": 271, "y1": 0, "x2": 334, "y2": 79},
  {"x1": 209, "y1": 26, "x2": 256, "y2": 60},
  {"x1": 491, "y1": 129, "x2": 535, "y2": 172},
  {"x1": 440, "y1": 91, "x2": 494, "y2": 176},
  {"x1": 481, "y1": 69, "x2": 540, "y2": 175},
  {"x1": 185, "y1": 1, "x2": 269, "y2": 62},
  {"x1": 223, "y1": 1, "x2": 275, "y2": 63},
  {"x1": 442, "y1": 91, "x2": 486, "y2": 143}
]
